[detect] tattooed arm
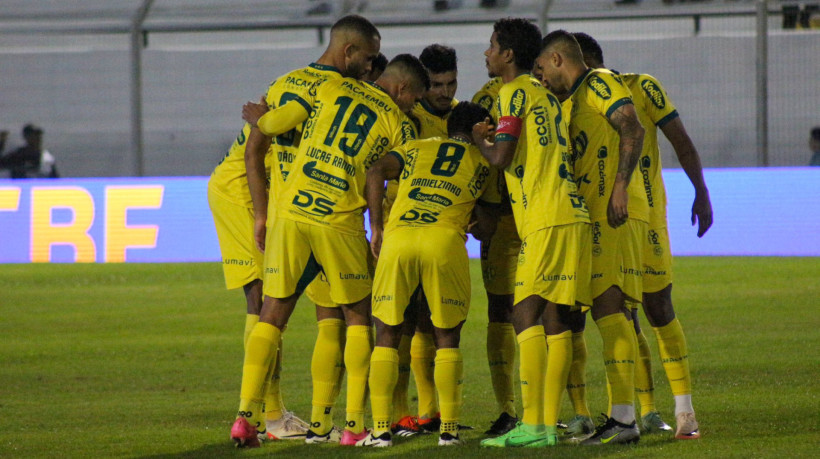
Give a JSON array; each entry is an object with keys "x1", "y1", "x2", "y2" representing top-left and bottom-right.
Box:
[{"x1": 605, "y1": 102, "x2": 644, "y2": 228}]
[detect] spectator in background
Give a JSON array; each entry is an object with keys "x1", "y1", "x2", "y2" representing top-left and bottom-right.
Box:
[
  {"x1": 810, "y1": 126, "x2": 820, "y2": 166},
  {"x1": 0, "y1": 124, "x2": 59, "y2": 178}
]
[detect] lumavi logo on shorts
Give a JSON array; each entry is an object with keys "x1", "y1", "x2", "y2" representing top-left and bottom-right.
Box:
[
  {"x1": 509, "y1": 89, "x2": 526, "y2": 117},
  {"x1": 587, "y1": 75, "x2": 611, "y2": 100},
  {"x1": 641, "y1": 79, "x2": 666, "y2": 109}
]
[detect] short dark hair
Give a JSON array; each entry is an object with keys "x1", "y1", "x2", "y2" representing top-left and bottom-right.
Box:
[
  {"x1": 493, "y1": 18, "x2": 542, "y2": 71},
  {"x1": 372, "y1": 52, "x2": 388, "y2": 74},
  {"x1": 331, "y1": 14, "x2": 380, "y2": 40},
  {"x1": 812, "y1": 126, "x2": 820, "y2": 141},
  {"x1": 419, "y1": 44, "x2": 457, "y2": 74},
  {"x1": 448, "y1": 102, "x2": 490, "y2": 138},
  {"x1": 572, "y1": 32, "x2": 604, "y2": 67},
  {"x1": 388, "y1": 54, "x2": 431, "y2": 91},
  {"x1": 541, "y1": 29, "x2": 584, "y2": 62}
]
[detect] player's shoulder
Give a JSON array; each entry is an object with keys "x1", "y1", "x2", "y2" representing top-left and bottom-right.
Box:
[{"x1": 583, "y1": 68, "x2": 630, "y2": 101}]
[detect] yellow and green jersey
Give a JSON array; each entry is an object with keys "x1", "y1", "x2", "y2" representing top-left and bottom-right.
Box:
[
  {"x1": 471, "y1": 77, "x2": 510, "y2": 213},
  {"x1": 209, "y1": 63, "x2": 343, "y2": 208},
  {"x1": 410, "y1": 98, "x2": 459, "y2": 139},
  {"x1": 495, "y1": 74, "x2": 589, "y2": 238},
  {"x1": 567, "y1": 68, "x2": 649, "y2": 223},
  {"x1": 621, "y1": 73, "x2": 679, "y2": 228},
  {"x1": 266, "y1": 78, "x2": 416, "y2": 235},
  {"x1": 472, "y1": 77, "x2": 503, "y2": 120},
  {"x1": 386, "y1": 137, "x2": 490, "y2": 238}
]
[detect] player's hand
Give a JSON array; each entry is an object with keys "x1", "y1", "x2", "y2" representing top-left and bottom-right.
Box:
[
  {"x1": 253, "y1": 215, "x2": 266, "y2": 253},
  {"x1": 607, "y1": 180, "x2": 629, "y2": 228},
  {"x1": 691, "y1": 189, "x2": 713, "y2": 237},
  {"x1": 242, "y1": 95, "x2": 269, "y2": 127},
  {"x1": 472, "y1": 117, "x2": 493, "y2": 144},
  {"x1": 370, "y1": 229, "x2": 383, "y2": 260}
]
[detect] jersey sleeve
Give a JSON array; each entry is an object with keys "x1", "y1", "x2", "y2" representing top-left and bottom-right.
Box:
[
  {"x1": 495, "y1": 84, "x2": 525, "y2": 142},
  {"x1": 256, "y1": 96, "x2": 312, "y2": 137},
  {"x1": 637, "y1": 74, "x2": 679, "y2": 128},
  {"x1": 477, "y1": 167, "x2": 505, "y2": 207},
  {"x1": 585, "y1": 71, "x2": 633, "y2": 120}
]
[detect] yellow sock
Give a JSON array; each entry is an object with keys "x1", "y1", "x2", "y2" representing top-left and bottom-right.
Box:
[
  {"x1": 595, "y1": 313, "x2": 636, "y2": 407},
  {"x1": 544, "y1": 330, "x2": 572, "y2": 427},
  {"x1": 635, "y1": 330, "x2": 656, "y2": 415},
  {"x1": 392, "y1": 334, "x2": 413, "y2": 421},
  {"x1": 487, "y1": 322, "x2": 517, "y2": 416},
  {"x1": 434, "y1": 348, "x2": 463, "y2": 436},
  {"x1": 567, "y1": 331, "x2": 592, "y2": 418},
  {"x1": 238, "y1": 322, "x2": 280, "y2": 432},
  {"x1": 310, "y1": 318, "x2": 345, "y2": 434},
  {"x1": 344, "y1": 325, "x2": 371, "y2": 434},
  {"x1": 244, "y1": 314, "x2": 259, "y2": 348},
  {"x1": 653, "y1": 318, "x2": 691, "y2": 396},
  {"x1": 411, "y1": 332, "x2": 438, "y2": 419},
  {"x1": 369, "y1": 346, "x2": 399, "y2": 437},
  {"x1": 517, "y1": 325, "x2": 547, "y2": 426},
  {"x1": 264, "y1": 334, "x2": 285, "y2": 421}
]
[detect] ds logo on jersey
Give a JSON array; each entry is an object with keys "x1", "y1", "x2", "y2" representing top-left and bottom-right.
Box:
[
  {"x1": 587, "y1": 76, "x2": 611, "y2": 100},
  {"x1": 510, "y1": 89, "x2": 526, "y2": 117},
  {"x1": 293, "y1": 189, "x2": 335, "y2": 216},
  {"x1": 641, "y1": 79, "x2": 666, "y2": 109}
]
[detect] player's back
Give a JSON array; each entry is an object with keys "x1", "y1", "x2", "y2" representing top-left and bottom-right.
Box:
[
  {"x1": 568, "y1": 68, "x2": 649, "y2": 223},
  {"x1": 210, "y1": 63, "x2": 343, "y2": 208},
  {"x1": 621, "y1": 73, "x2": 680, "y2": 227},
  {"x1": 386, "y1": 137, "x2": 489, "y2": 238},
  {"x1": 279, "y1": 78, "x2": 416, "y2": 235}
]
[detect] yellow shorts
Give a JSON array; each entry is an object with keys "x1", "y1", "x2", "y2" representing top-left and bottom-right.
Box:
[
  {"x1": 263, "y1": 218, "x2": 371, "y2": 304},
  {"x1": 590, "y1": 218, "x2": 646, "y2": 303},
  {"x1": 372, "y1": 227, "x2": 470, "y2": 329},
  {"x1": 480, "y1": 214, "x2": 520, "y2": 296},
  {"x1": 207, "y1": 185, "x2": 263, "y2": 290},
  {"x1": 304, "y1": 272, "x2": 336, "y2": 308},
  {"x1": 514, "y1": 223, "x2": 592, "y2": 308},
  {"x1": 642, "y1": 225, "x2": 674, "y2": 293}
]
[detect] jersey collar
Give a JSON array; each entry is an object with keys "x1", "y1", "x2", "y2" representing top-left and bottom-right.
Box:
[
  {"x1": 569, "y1": 68, "x2": 593, "y2": 96},
  {"x1": 309, "y1": 62, "x2": 342, "y2": 75},
  {"x1": 420, "y1": 99, "x2": 453, "y2": 118}
]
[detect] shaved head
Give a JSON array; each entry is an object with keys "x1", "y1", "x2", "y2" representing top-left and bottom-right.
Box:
[{"x1": 541, "y1": 29, "x2": 584, "y2": 65}]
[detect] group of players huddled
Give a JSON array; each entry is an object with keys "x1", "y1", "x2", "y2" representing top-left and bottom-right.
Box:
[{"x1": 207, "y1": 13, "x2": 713, "y2": 449}]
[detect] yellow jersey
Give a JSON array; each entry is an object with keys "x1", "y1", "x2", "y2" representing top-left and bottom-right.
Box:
[
  {"x1": 495, "y1": 74, "x2": 589, "y2": 238},
  {"x1": 472, "y1": 77, "x2": 510, "y2": 213},
  {"x1": 386, "y1": 137, "x2": 490, "y2": 238},
  {"x1": 261, "y1": 78, "x2": 416, "y2": 235},
  {"x1": 621, "y1": 73, "x2": 679, "y2": 228},
  {"x1": 567, "y1": 68, "x2": 649, "y2": 223},
  {"x1": 410, "y1": 99, "x2": 459, "y2": 139},
  {"x1": 209, "y1": 63, "x2": 343, "y2": 208}
]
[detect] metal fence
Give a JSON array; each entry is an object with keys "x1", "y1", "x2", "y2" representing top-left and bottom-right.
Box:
[{"x1": 0, "y1": 0, "x2": 818, "y2": 177}]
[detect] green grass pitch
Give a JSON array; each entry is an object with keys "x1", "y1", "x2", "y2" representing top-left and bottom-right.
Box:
[{"x1": 1, "y1": 257, "x2": 818, "y2": 457}]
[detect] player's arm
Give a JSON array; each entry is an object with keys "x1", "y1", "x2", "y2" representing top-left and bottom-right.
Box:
[
  {"x1": 472, "y1": 117, "x2": 514, "y2": 168},
  {"x1": 242, "y1": 96, "x2": 311, "y2": 138},
  {"x1": 469, "y1": 201, "x2": 498, "y2": 241},
  {"x1": 365, "y1": 152, "x2": 403, "y2": 259},
  {"x1": 244, "y1": 126, "x2": 272, "y2": 252},
  {"x1": 606, "y1": 102, "x2": 645, "y2": 228},
  {"x1": 660, "y1": 116, "x2": 713, "y2": 237}
]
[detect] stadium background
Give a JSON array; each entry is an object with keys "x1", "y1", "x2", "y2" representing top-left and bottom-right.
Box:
[{"x1": 1, "y1": 0, "x2": 818, "y2": 263}]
